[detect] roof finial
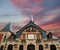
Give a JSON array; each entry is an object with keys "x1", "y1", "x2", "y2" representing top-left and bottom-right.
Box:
[
  {"x1": 30, "y1": 14, "x2": 33, "y2": 21},
  {"x1": 10, "y1": 22, "x2": 12, "y2": 31}
]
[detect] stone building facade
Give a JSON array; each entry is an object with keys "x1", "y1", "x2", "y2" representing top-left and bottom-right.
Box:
[{"x1": 0, "y1": 20, "x2": 60, "y2": 50}]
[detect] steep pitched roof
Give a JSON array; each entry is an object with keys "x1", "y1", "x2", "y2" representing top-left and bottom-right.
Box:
[
  {"x1": 0, "y1": 23, "x2": 16, "y2": 40},
  {"x1": 0, "y1": 23, "x2": 14, "y2": 35},
  {"x1": 1, "y1": 23, "x2": 11, "y2": 31},
  {"x1": 16, "y1": 21, "x2": 47, "y2": 38}
]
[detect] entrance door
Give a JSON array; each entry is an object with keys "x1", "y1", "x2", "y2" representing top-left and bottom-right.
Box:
[
  {"x1": 27, "y1": 44, "x2": 35, "y2": 50},
  {"x1": 50, "y1": 45, "x2": 56, "y2": 50},
  {"x1": 7, "y1": 44, "x2": 13, "y2": 50},
  {"x1": 39, "y1": 45, "x2": 43, "y2": 50}
]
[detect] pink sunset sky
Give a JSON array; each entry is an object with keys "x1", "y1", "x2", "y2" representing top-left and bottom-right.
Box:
[{"x1": 0, "y1": 0, "x2": 60, "y2": 38}]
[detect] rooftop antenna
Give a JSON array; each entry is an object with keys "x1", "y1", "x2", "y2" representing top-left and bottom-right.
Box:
[{"x1": 30, "y1": 14, "x2": 34, "y2": 21}]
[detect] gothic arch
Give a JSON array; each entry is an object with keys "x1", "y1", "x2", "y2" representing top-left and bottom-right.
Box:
[
  {"x1": 39, "y1": 45, "x2": 43, "y2": 50},
  {"x1": 19, "y1": 45, "x2": 23, "y2": 50},
  {"x1": 7, "y1": 44, "x2": 13, "y2": 50},
  {"x1": 27, "y1": 44, "x2": 35, "y2": 50},
  {"x1": 0, "y1": 46, "x2": 4, "y2": 50},
  {"x1": 50, "y1": 45, "x2": 56, "y2": 50}
]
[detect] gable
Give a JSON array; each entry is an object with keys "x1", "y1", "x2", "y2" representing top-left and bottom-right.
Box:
[{"x1": 16, "y1": 21, "x2": 47, "y2": 38}]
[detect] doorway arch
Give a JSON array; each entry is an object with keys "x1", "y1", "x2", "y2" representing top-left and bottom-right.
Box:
[
  {"x1": 7, "y1": 44, "x2": 13, "y2": 50},
  {"x1": 19, "y1": 45, "x2": 23, "y2": 50},
  {"x1": 50, "y1": 45, "x2": 56, "y2": 50},
  {"x1": 39, "y1": 45, "x2": 43, "y2": 50},
  {"x1": 27, "y1": 44, "x2": 35, "y2": 50},
  {"x1": 0, "y1": 46, "x2": 4, "y2": 50}
]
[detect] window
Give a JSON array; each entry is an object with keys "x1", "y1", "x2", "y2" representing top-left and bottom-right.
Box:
[
  {"x1": 27, "y1": 44, "x2": 35, "y2": 50},
  {"x1": 0, "y1": 46, "x2": 4, "y2": 50},
  {"x1": 19, "y1": 45, "x2": 23, "y2": 50},
  {"x1": 50, "y1": 45, "x2": 56, "y2": 50},
  {"x1": 39, "y1": 45, "x2": 43, "y2": 50},
  {"x1": 37, "y1": 34, "x2": 40, "y2": 39}
]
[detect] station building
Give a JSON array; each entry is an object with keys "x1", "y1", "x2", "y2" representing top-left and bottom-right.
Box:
[{"x1": 0, "y1": 19, "x2": 60, "y2": 50}]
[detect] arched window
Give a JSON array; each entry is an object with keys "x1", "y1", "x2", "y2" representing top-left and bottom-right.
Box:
[
  {"x1": 27, "y1": 44, "x2": 35, "y2": 50},
  {"x1": 50, "y1": 45, "x2": 56, "y2": 50},
  {"x1": 39, "y1": 45, "x2": 43, "y2": 50},
  {"x1": 19, "y1": 45, "x2": 23, "y2": 50},
  {"x1": 47, "y1": 32, "x2": 52, "y2": 39},
  {"x1": 0, "y1": 46, "x2": 4, "y2": 50},
  {"x1": 7, "y1": 44, "x2": 13, "y2": 50}
]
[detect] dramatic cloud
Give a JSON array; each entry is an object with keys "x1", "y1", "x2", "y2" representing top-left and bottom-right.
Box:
[{"x1": 0, "y1": 0, "x2": 60, "y2": 38}]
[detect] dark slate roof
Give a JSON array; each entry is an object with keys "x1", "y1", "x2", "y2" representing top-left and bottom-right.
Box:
[
  {"x1": 16, "y1": 21, "x2": 47, "y2": 38},
  {"x1": 0, "y1": 23, "x2": 16, "y2": 40},
  {"x1": 0, "y1": 23, "x2": 13, "y2": 34},
  {"x1": 1, "y1": 23, "x2": 11, "y2": 31}
]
